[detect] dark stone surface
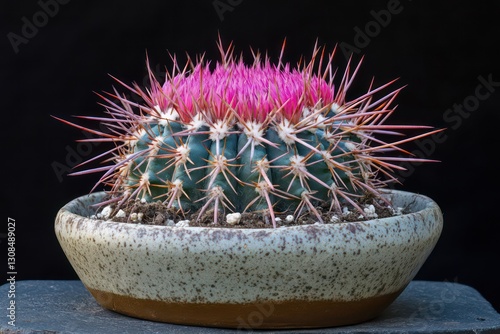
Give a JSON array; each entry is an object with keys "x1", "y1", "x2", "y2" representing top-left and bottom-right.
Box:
[{"x1": 1, "y1": 280, "x2": 499, "y2": 333}]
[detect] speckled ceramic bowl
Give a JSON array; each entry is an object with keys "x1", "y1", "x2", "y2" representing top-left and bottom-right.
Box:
[{"x1": 55, "y1": 189, "x2": 442, "y2": 329}]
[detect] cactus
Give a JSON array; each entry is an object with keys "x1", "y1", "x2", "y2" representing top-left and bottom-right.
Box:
[{"x1": 55, "y1": 40, "x2": 438, "y2": 228}]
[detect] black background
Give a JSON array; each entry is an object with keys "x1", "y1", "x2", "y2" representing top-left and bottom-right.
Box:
[{"x1": 2, "y1": 0, "x2": 499, "y2": 314}]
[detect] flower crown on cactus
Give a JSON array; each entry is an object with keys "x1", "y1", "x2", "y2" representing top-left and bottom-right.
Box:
[{"x1": 55, "y1": 39, "x2": 439, "y2": 227}]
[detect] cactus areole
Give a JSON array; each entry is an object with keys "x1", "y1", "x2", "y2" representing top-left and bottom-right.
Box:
[{"x1": 56, "y1": 40, "x2": 438, "y2": 228}]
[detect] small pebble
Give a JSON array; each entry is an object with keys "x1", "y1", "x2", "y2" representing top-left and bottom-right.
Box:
[
  {"x1": 392, "y1": 206, "x2": 404, "y2": 215},
  {"x1": 98, "y1": 205, "x2": 113, "y2": 219},
  {"x1": 363, "y1": 204, "x2": 378, "y2": 218},
  {"x1": 226, "y1": 213, "x2": 242, "y2": 225},
  {"x1": 176, "y1": 220, "x2": 190, "y2": 227},
  {"x1": 330, "y1": 215, "x2": 340, "y2": 223},
  {"x1": 115, "y1": 209, "x2": 126, "y2": 218}
]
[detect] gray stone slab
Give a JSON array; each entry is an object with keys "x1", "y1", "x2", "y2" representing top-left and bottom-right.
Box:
[{"x1": 0, "y1": 280, "x2": 499, "y2": 333}]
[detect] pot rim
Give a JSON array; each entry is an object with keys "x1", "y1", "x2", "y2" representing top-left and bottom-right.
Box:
[{"x1": 57, "y1": 189, "x2": 441, "y2": 233}]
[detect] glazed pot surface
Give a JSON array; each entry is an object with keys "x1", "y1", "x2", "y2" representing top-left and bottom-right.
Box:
[{"x1": 55, "y1": 190, "x2": 442, "y2": 329}]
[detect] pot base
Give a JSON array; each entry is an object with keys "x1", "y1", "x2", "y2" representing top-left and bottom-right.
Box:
[{"x1": 87, "y1": 287, "x2": 403, "y2": 329}]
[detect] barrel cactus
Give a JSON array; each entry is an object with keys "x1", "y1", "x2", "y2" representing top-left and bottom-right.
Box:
[{"x1": 56, "y1": 40, "x2": 437, "y2": 227}]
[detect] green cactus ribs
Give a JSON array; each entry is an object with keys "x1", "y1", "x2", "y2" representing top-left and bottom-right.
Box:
[{"x1": 56, "y1": 39, "x2": 439, "y2": 228}]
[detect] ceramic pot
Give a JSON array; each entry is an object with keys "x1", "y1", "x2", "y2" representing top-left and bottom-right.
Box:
[{"x1": 55, "y1": 189, "x2": 442, "y2": 329}]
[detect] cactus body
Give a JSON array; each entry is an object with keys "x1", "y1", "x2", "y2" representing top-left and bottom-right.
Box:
[{"x1": 58, "y1": 41, "x2": 437, "y2": 227}]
